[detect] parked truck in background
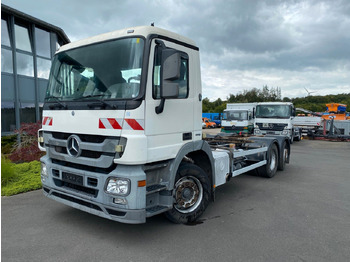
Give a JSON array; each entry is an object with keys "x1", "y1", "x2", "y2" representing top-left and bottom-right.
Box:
[
  {"x1": 39, "y1": 26, "x2": 291, "y2": 224},
  {"x1": 254, "y1": 102, "x2": 301, "y2": 143},
  {"x1": 221, "y1": 103, "x2": 257, "y2": 134},
  {"x1": 202, "y1": 113, "x2": 221, "y2": 127}
]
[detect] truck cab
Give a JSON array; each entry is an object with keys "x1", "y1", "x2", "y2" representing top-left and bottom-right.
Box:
[
  {"x1": 39, "y1": 26, "x2": 290, "y2": 224},
  {"x1": 254, "y1": 102, "x2": 299, "y2": 142},
  {"x1": 221, "y1": 103, "x2": 256, "y2": 134}
]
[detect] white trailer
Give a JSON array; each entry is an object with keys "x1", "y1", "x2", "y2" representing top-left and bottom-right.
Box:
[
  {"x1": 38, "y1": 26, "x2": 291, "y2": 224},
  {"x1": 221, "y1": 103, "x2": 257, "y2": 134}
]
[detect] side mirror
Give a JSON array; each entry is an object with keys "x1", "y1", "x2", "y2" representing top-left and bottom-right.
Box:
[{"x1": 160, "y1": 49, "x2": 181, "y2": 99}]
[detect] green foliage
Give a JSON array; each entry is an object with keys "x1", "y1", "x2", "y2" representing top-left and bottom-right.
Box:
[
  {"x1": 203, "y1": 85, "x2": 350, "y2": 114},
  {"x1": 203, "y1": 85, "x2": 282, "y2": 113},
  {"x1": 1, "y1": 156, "x2": 16, "y2": 186},
  {"x1": 1, "y1": 160, "x2": 41, "y2": 196},
  {"x1": 1, "y1": 135, "x2": 17, "y2": 155}
]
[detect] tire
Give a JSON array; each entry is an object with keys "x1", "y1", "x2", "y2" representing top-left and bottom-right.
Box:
[
  {"x1": 257, "y1": 143, "x2": 278, "y2": 178},
  {"x1": 277, "y1": 141, "x2": 288, "y2": 171},
  {"x1": 165, "y1": 163, "x2": 211, "y2": 224}
]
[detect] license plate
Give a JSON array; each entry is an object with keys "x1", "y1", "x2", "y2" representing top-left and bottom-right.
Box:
[{"x1": 62, "y1": 172, "x2": 83, "y2": 186}]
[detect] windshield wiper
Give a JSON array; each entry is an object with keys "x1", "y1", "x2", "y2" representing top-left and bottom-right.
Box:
[
  {"x1": 77, "y1": 95, "x2": 115, "y2": 109},
  {"x1": 46, "y1": 96, "x2": 67, "y2": 109}
]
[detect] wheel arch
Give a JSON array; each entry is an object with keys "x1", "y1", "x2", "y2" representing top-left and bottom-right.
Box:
[{"x1": 167, "y1": 141, "x2": 214, "y2": 196}]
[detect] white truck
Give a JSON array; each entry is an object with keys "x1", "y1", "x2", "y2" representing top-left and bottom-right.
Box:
[
  {"x1": 38, "y1": 26, "x2": 291, "y2": 224},
  {"x1": 221, "y1": 103, "x2": 257, "y2": 134},
  {"x1": 254, "y1": 102, "x2": 301, "y2": 143}
]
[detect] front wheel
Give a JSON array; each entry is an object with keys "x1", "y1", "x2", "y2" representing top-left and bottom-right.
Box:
[{"x1": 165, "y1": 163, "x2": 211, "y2": 224}]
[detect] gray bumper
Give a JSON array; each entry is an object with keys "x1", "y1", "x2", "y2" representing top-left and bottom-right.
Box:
[{"x1": 40, "y1": 155, "x2": 147, "y2": 224}]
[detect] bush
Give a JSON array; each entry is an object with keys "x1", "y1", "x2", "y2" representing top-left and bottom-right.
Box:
[
  {"x1": 1, "y1": 156, "x2": 17, "y2": 186},
  {"x1": 1, "y1": 160, "x2": 42, "y2": 196},
  {"x1": 8, "y1": 122, "x2": 44, "y2": 163},
  {"x1": 1, "y1": 135, "x2": 17, "y2": 155}
]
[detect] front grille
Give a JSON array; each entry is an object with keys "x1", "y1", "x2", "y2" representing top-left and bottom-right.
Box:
[
  {"x1": 43, "y1": 131, "x2": 120, "y2": 168},
  {"x1": 256, "y1": 123, "x2": 287, "y2": 131},
  {"x1": 223, "y1": 126, "x2": 245, "y2": 131},
  {"x1": 52, "y1": 159, "x2": 116, "y2": 174},
  {"x1": 51, "y1": 132, "x2": 107, "y2": 143}
]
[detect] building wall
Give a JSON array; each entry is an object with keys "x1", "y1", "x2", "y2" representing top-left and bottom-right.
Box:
[{"x1": 1, "y1": 10, "x2": 68, "y2": 134}]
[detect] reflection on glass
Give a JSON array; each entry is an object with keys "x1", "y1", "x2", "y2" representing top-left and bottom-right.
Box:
[
  {"x1": 1, "y1": 19, "x2": 11, "y2": 47},
  {"x1": 1, "y1": 49, "x2": 13, "y2": 73},
  {"x1": 1, "y1": 102, "x2": 16, "y2": 132},
  {"x1": 16, "y1": 52, "x2": 34, "y2": 77},
  {"x1": 46, "y1": 38, "x2": 144, "y2": 101},
  {"x1": 20, "y1": 102, "x2": 36, "y2": 124},
  {"x1": 35, "y1": 27, "x2": 51, "y2": 58},
  {"x1": 15, "y1": 24, "x2": 32, "y2": 52},
  {"x1": 37, "y1": 57, "x2": 51, "y2": 79}
]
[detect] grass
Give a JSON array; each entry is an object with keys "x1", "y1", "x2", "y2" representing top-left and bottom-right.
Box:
[{"x1": 1, "y1": 160, "x2": 42, "y2": 196}]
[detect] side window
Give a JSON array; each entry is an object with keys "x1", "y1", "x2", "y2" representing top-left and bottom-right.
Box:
[{"x1": 153, "y1": 45, "x2": 189, "y2": 99}]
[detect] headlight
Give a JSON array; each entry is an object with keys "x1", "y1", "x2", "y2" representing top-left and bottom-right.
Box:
[
  {"x1": 105, "y1": 177, "x2": 130, "y2": 196},
  {"x1": 255, "y1": 130, "x2": 260, "y2": 134},
  {"x1": 282, "y1": 130, "x2": 288, "y2": 135}
]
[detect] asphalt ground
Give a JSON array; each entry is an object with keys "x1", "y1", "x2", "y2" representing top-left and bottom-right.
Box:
[{"x1": 2, "y1": 133, "x2": 350, "y2": 262}]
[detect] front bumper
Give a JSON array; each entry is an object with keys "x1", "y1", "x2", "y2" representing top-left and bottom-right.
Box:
[{"x1": 40, "y1": 155, "x2": 147, "y2": 224}]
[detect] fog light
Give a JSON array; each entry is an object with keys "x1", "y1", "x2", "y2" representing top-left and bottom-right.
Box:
[
  {"x1": 105, "y1": 178, "x2": 130, "y2": 196},
  {"x1": 113, "y1": 198, "x2": 128, "y2": 205}
]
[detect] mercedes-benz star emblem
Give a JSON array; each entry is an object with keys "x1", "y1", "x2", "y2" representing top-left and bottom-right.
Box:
[{"x1": 67, "y1": 135, "x2": 81, "y2": 157}]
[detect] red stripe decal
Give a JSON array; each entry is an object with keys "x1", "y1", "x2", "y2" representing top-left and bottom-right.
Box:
[
  {"x1": 99, "y1": 119, "x2": 106, "y2": 129},
  {"x1": 48, "y1": 118, "x2": 53, "y2": 126},
  {"x1": 108, "y1": 118, "x2": 122, "y2": 129},
  {"x1": 43, "y1": 117, "x2": 48, "y2": 125},
  {"x1": 125, "y1": 119, "x2": 144, "y2": 130}
]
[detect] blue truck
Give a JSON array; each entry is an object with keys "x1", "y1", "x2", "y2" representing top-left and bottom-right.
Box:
[{"x1": 202, "y1": 113, "x2": 222, "y2": 127}]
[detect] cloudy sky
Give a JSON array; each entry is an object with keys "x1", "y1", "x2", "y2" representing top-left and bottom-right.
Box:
[{"x1": 4, "y1": 0, "x2": 350, "y2": 100}]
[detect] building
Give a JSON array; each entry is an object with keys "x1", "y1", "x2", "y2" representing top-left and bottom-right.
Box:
[{"x1": 1, "y1": 4, "x2": 70, "y2": 135}]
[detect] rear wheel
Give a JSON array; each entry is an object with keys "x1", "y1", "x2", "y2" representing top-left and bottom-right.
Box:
[
  {"x1": 278, "y1": 141, "x2": 288, "y2": 171},
  {"x1": 165, "y1": 163, "x2": 210, "y2": 224},
  {"x1": 258, "y1": 143, "x2": 278, "y2": 178}
]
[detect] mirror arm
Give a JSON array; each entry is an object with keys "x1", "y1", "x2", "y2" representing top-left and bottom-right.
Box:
[{"x1": 155, "y1": 98, "x2": 166, "y2": 114}]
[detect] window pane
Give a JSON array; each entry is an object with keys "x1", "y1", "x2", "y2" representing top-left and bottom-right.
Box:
[
  {"x1": 1, "y1": 19, "x2": 11, "y2": 47},
  {"x1": 16, "y1": 52, "x2": 34, "y2": 77},
  {"x1": 20, "y1": 102, "x2": 36, "y2": 124},
  {"x1": 1, "y1": 49, "x2": 13, "y2": 73},
  {"x1": 37, "y1": 57, "x2": 51, "y2": 79},
  {"x1": 35, "y1": 27, "x2": 50, "y2": 58},
  {"x1": 153, "y1": 47, "x2": 188, "y2": 99},
  {"x1": 15, "y1": 24, "x2": 32, "y2": 52},
  {"x1": 1, "y1": 102, "x2": 16, "y2": 132}
]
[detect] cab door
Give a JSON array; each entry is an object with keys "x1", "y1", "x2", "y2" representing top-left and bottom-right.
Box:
[{"x1": 144, "y1": 38, "x2": 195, "y2": 163}]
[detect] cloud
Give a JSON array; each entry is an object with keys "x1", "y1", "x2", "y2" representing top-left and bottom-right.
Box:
[{"x1": 3, "y1": 0, "x2": 350, "y2": 100}]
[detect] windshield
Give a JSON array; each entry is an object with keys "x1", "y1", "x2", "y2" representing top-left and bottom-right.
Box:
[
  {"x1": 46, "y1": 37, "x2": 144, "y2": 102},
  {"x1": 223, "y1": 111, "x2": 248, "y2": 121},
  {"x1": 256, "y1": 105, "x2": 292, "y2": 118}
]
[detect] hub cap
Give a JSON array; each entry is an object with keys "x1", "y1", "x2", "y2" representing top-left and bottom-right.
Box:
[{"x1": 174, "y1": 176, "x2": 203, "y2": 213}]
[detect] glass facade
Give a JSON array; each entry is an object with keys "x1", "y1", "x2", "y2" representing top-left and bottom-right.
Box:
[{"x1": 1, "y1": 7, "x2": 69, "y2": 134}]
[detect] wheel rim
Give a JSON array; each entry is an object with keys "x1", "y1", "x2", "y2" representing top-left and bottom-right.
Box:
[
  {"x1": 174, "y1": 176, "x2": 203, "y2": 214},
  {"x1": 270, "y1": 151, "x2": 277, "y2": 170}
]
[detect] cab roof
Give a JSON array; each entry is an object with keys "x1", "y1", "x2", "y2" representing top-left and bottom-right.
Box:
[{"x1": 58, "y1": 26, "x2": 197, "y2": 53}]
